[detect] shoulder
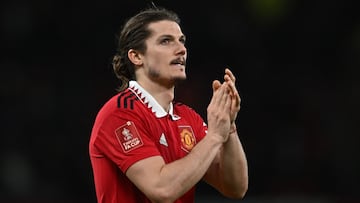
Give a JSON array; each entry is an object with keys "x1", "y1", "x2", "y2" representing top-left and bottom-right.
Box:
[
  {"x1": 101, "y1": 89, "x2": 143, "y2": 111},
  {"x1": 115, "y1": 89, "x2": 142, "y2": 110},
  {"x1": 173, "y1": 101, "x2": 202, "y2": 119},
  {"x1": 173, "y1": 101, "x2": 195, "y2": 112},
  {"x1": 92, "y1": 90, "x2": 151, "y2": 138},
  {"x1": 95, "y1": 89, "x2": 146, "y2": 122}
]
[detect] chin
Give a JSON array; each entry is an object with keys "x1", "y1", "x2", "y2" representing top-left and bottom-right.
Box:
[
  {"x1": 175, "y1": 74, "x2": 187, "y2": 80},
  {"x1": 172, "y1": 75, "x2": 187, "y2": 84}
]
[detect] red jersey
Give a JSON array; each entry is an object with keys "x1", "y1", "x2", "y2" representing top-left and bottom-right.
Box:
[{"x1": 89, "y1": 81, "x2": 208, "y2": 203}]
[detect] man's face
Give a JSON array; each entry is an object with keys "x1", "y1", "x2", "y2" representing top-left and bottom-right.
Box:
[{"x1": 140, "y1": 20, "x2": 187, "y2": 84}]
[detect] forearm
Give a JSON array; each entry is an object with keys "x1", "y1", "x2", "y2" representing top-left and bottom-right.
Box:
[
  {"x1": 219, "y1": 125, "x2": 248, "y2": 198},
  {"x1": 204, "y1": 124, "x2": 248, "y2": 198},
  {"x1": 152, "y1": 133, "x2": 224, "y2": 202}
]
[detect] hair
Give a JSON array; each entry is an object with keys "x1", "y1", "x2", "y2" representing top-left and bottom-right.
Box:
[{"x1": 112, "y1": 7, "x2": 181, "y2": 91}]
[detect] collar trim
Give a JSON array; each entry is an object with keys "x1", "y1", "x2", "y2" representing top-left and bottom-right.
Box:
[{"x1": 129, "y1": 81, "x2": 181, "y2": 120}]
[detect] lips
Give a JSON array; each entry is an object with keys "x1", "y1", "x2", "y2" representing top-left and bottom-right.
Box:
[{"x1": 170, "y1": 58, "x2": 186, "y2": 66}]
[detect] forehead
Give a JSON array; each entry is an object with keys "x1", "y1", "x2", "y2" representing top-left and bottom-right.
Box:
[{"x1": 147, "y1": 20, "x2": 184, "y2": 37}]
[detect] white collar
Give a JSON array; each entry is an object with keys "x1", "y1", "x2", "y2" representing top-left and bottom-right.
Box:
[{"x1": 129, "y1": 81, "x2": 181, "y2": 120}]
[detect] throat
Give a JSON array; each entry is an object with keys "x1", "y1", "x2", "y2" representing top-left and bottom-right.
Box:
[{"x1": 156, "y1": 92, "x2": 174, "y2": 113}]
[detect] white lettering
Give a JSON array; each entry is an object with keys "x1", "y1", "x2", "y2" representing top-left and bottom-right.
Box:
[{"x1": 122, "y1": 138, "x2": 140, "y2": 150}]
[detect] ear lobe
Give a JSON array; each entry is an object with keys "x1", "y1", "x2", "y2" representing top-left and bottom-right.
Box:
[{"x1": 128, "y1": 49, "x2": 143, "y2": 66}]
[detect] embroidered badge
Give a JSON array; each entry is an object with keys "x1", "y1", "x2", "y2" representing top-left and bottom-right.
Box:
[
  {"x1": 115, "y1": 121, "x2": 143, "y2": 153},
  {"x1": 179, "y1": 126, "x2": 196, "y2": 152}
]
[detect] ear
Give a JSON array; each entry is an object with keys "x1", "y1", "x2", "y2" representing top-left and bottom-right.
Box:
[{"x1": 128, "y1": 49, "x2": 143, "y2": 66}]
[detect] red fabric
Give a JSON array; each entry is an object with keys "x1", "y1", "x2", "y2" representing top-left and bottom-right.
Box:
[{"x1": 89, "y1": 87, "x2": 207, "y2": 203}]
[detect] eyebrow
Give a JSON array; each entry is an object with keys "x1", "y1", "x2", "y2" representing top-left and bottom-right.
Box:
[{"x1": 159, "y1": 34, "x2": 186, "y2": 41}]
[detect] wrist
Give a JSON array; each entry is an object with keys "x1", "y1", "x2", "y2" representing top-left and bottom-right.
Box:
[
  {"x1": 206, "y1": 132, "x2": 226, "y2": 146},
  {"x1": 229, "y1": 123, "x2": 237, "y2": 134}
]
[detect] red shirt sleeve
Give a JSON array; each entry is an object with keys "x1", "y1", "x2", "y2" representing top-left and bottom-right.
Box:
[{"x1": 92, "y1": 108, "x2": 161, "y2": 173}]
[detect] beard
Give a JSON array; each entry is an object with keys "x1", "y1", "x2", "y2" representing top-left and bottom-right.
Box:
[{"x1": 148, "y1": 67, "x2": 187, "y2": 87}]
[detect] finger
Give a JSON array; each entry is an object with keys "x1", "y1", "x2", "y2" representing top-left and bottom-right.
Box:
[
  {"x1": 221, "y1": 83, "x2": 232, "y2": 110},
  {"x1": 227, "y1": 79, "x2": 240, "y2": 100},
  {"x1": 225, "y1": 68, "x2": 236, "y2": 83},
  {"x1": 223, "y1": 76, "x2": 235, "y2": 97},
  {"x1": 210, "y1": 81, "x2": 225, "y2": 106},
  {"x1": 225, "y1": 87, "x2": 233, "y2": 116},
  {"x1": 218, "y1": 82, "x2": 227, "y2": 99},
  {"x1": 213, "y1": 83, "x2": 228, "y2": 109},
  {"x1": 223, "y1": 69, "x2": 240, "y2": 104},
  {"x1": 225, "y1": 80, "x2": 241, "y2": 114},
  {"x1": 230, "y1": 82, "x2": 241, "y2": 109},
  {"x1": 224, "y1": 74, "x2": 231, "y2": 83},
  {"x1": 225, "y1": 92, "x2": 232, "y2": 112}
]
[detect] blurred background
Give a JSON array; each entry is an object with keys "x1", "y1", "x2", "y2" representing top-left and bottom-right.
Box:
[{"x1": 1, "y1": 0, "x2": 359, "y2": 202}]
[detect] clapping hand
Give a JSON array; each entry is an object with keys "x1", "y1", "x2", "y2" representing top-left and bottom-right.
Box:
[{"x1": 212, "y1": 68, "x2": 241, "y2": 125}]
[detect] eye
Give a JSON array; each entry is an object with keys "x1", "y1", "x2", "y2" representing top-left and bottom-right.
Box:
[
  {"x1": 160, "y1": 38, "x2": 170, "y2": 45},
  {"x1": 179, "y1": 38, "x2": 186, "y2": 45},
  {"x1": 179, "y1": 35, "x2": 186, "y2": 45}
]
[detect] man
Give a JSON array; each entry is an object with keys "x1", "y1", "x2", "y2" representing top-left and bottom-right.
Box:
[{"x1": 89, "y1": 7, "x2": 248, "y2": 203}]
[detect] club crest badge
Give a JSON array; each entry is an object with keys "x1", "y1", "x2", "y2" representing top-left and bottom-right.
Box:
[
  {"x1": 115, "y1": 121, "x2": 143, "y2": 153},
  {"x1": 179, "y1": 126, "x2": 196, "y2": 152}
]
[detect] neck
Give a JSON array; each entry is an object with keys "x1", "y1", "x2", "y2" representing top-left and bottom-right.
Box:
[{"x1": 137, "y1": 79, "x2": 175, "y2": 112}]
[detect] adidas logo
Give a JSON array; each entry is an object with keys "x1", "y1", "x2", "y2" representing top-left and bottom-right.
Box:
[{"x1": 159, "y1": 133, "x2": 168, "y2": 147}]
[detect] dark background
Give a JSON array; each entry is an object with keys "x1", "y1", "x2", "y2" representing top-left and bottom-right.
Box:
[{"x1": 1, "y1": 0, "x2": 359, "y2": 202}]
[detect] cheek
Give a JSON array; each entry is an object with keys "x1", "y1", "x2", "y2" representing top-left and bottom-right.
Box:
[{"x1": 148, "y1": 52, "x2": 167, "y2": 66}]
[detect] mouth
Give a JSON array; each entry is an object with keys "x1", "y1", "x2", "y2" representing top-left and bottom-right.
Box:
[{"x1": 170, "y1": 58, "x2": 186, "y2": 66}]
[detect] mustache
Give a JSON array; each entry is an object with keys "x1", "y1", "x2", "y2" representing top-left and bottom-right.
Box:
[{"x1": 170, "y1": 57, "x2": 186, "y2": 65}]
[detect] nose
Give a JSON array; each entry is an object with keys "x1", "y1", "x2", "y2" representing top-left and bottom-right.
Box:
[{"x1": 175, "y1": 41, "x2": 186, "y2": 56}]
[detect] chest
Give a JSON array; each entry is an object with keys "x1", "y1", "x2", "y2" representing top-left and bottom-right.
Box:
[{"x1": 148, "y1": 116, "x2": 199, "y2": 163}]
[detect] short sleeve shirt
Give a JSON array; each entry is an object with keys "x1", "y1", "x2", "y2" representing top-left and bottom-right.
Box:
[{"x1": 89, "y1": 81, "x2": 208, "y2": 203}]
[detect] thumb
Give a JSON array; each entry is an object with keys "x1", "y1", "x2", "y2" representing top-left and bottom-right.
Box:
[{"x1": 212, "y1": 80, "x2": 221, "y2": 92}]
